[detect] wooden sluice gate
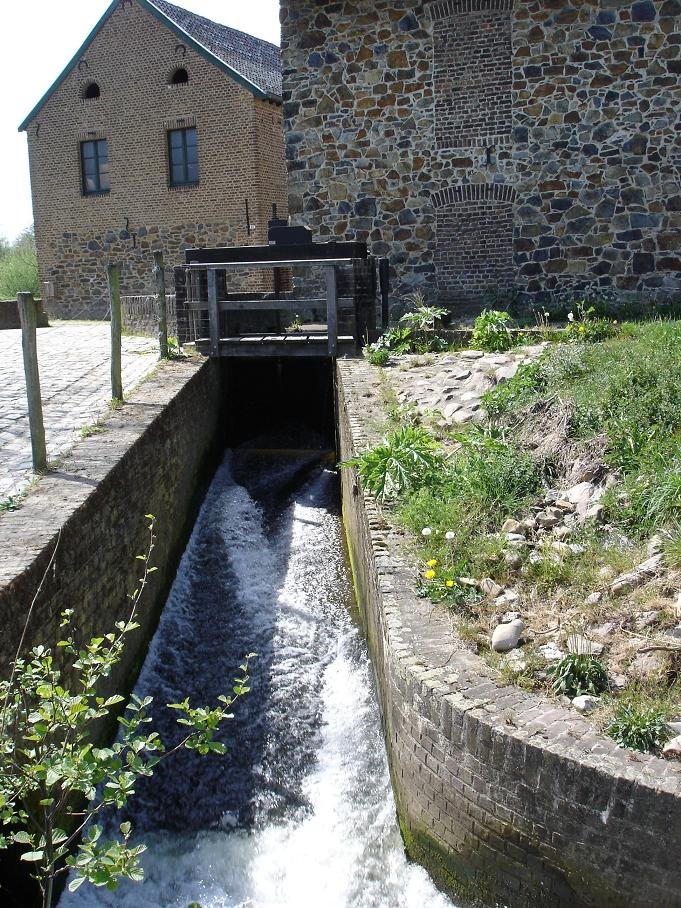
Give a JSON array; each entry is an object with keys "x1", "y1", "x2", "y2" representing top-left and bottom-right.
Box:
[{"x1": 173, "y1": 236, "x2": 386, "y2": 359}]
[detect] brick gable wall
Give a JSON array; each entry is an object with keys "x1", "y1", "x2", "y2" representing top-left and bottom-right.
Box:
[{"x1": 25, "y1": 0, "x2": 287, "y2": 319}]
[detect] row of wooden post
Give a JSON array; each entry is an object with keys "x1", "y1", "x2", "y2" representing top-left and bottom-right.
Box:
[{"x1": 18, "y1": 253, "x2": 171, "y2": 475}]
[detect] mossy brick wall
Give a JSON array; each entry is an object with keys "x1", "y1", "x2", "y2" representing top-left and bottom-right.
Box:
[
  {"x1": 281, "y1": 0, "x2": 681, "y2": 308},
  {"x1": 24, "y1": 0, "x2": 287, "y2": 320},
  {"x1": 0, "y1": 358, "x2": 222, "y2": 705},
  {"x1": 337, "y1": 357, "x2": 681, "y2": 908}
]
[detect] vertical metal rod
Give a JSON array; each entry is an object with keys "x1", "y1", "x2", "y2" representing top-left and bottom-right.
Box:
[
  {"x1": 154, "y1": 251, "x2": 169, "y2": 358},
  {"x1": 108, "y1": 264, "x2": 123, "y2": 401},
  {"x1": 17, "y1": 292, "x2": 47, "y2": 473},
  {"x1": 325, "y1": 264, "x2": 338, "y2": 358},
  {"x1": 245, "y1": 199, "x2": 251, "y2": 237},
  {"x1": 208, "y1": 268, "x2": 220, "y2": 357}
]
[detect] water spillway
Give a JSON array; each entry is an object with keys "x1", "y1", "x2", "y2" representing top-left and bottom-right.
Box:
[{"x1": 61, "y1": 441, "x2": 457, "y2": 907}]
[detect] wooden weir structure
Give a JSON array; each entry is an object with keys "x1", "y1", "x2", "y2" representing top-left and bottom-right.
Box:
[{"x1": 174, "y1": 241, "x2": 382, "y2": 359}]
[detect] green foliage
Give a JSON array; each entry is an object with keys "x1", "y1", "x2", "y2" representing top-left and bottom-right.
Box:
[
  {"x1": 0, "y1": 229, "x2": 39, "y2": 299},
  {"x1": 0, "y1": 518, "x2": 254, "y2": 906},
  {"x1": 607, "y1": 701, "x2": 671, "y2": 753},
  {"x1": 366, "y1": 346, "x2": 390, "y2": 367},
  {"x1": 611, "y1": 437, "x2": 681, "y2": 534},
  {"x1": 548, "y1": 652, "x2": 608, "y2": 699},
  {"x1": 341, "y1": 425, "x2": 446, "y2": 502},
  {"x1": 471, "y1": 309, "x2": 515, "y2": 352},
  {"x1": 562, "y1": 301, "x2": 620, "y2": 344},
  {"x1": 482, "y1": 361, "x2": 547, "y2": 421},
  {"x1": 369, "y1": 294, "x2": 448, "y2": 357}
]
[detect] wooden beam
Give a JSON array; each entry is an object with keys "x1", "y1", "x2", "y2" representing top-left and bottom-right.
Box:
[
  {"x1": 108, "y1": 264, "x2": 123, "y2": 401},
  {"x1": 17, "y1": 292, "x2": 47, "y2": 473},
  {"x1": 154, "y1": 250, "x2": 169, "y2": 358},
  {"x1": 207, "y1": 268, "x2": 220, "y2": 357},
  {"x1": 325, "y1": 264, "x2": 338, "y2": 358}
]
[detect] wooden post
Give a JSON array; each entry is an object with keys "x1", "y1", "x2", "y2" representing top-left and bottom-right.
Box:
[
  {"x1": 379, "y1": 258, "x2": 390, "y2": 331},
  {"x1": 207, "y1": 267, "x2": 220, "y2": 357},
  {"x1": 325, "y1": 265, "x2": 338, "y2": 358},
  {"x1": 17, "y1": 292, "x2": 47, "y2": 473},
  {"x1": 154, "y1": 251, "x2": 169, "y2": 358},
  {"x1": 108, "y1": 264, "x2": 123, "y2": 401}
]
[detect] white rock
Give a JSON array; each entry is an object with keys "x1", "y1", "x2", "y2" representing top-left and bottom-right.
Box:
[
  {"x1": 501, "y1": 518, "x2": 524, "y2": 535},
  {"x1": 491, "y1": 618, "x2": 525, "y2": 653},
  {"x1": 500, "y1": 608, "x2": 521, "y2": 623},
  {"x1": 502, "y1": 649, "x2": 527, "y2": 674},
  {"x1": 572, "y1": 695, "x2": 601, "y2": 714},
  {"x1": 505, "y1": 533, "x2": 527, "y2": 544},
  {"x1": 666, "y1": 721, "x2": 681, "y2": 736},
  {"x1": 647, "y1": 534, "x2": 664, "y2": 557},
  {"x1": 565, "y1": 481, "x2": 596, "y2": 507},
  {"x1": 538, "y1": 642, "x2": 565, "y2": 662},
  {"x1": 585, "y1": 592, "x2": 603, "y2": 606},
  {"x1": 675, "y1": 592, "x2": 681, "y2": 620},
  {"x1": 480, "y1": 577, "x2": 504, "y2": 600},
  {"x1": 663, "y1": 736, "x2": 681, "y2": 761}
]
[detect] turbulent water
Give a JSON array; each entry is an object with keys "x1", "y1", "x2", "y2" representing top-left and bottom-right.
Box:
[{"x1": 61, "y1": 450, "x2": 456, "y2": 908}]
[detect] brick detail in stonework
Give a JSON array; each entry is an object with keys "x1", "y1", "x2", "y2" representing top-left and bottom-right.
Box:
[
  {"x1": 430, "y1": 0, "x2": 512, "y2": 17},
  {"x1": 432, "y1": 182, "x2": 517, "y2": 208},
  {"x1": 435, "y1": 196, "x2": 514, "y2": 299},
  {"x1": 433, "y1": 9, "x2": 512, "y2": 149}
]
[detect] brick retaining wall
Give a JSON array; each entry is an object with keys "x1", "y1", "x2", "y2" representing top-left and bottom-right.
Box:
[
  {"x1": 0, "y1": 299, "x2": 49, "y2": 330},
  {"x1": 0, "y1": 358, "x2": 222, "y2": 705},
  {"x1": 337, "y1": 357, "x2": 681, "y2": 908}
]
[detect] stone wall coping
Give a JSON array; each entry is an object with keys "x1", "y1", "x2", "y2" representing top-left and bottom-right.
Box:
[
  {"x1": 0, "y1": 358, "x2": 207, "y2": 590},
  {"x1": 338, "y1": 358, "x2": 681, "y2": 797}
]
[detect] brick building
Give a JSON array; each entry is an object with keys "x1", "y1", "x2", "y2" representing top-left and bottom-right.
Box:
[
  {"x1": 281, "y1": 0, "x2": 681, "y2": 310},
  {"x1": 20, "y1": 0, "x2": 287, "y2": 319}
]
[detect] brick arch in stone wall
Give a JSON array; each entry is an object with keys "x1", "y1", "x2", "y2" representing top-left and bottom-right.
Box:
[
  {"x1": 429, "y1": 0, "x2": 513, "y2": 149},
  {"x1": 432, "y1": 183, "x2": 517, "y2": 301}
]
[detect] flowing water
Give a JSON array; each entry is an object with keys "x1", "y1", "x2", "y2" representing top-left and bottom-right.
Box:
[{"x1": 61, "y1": 449, "x2": 457, "y2": 908}]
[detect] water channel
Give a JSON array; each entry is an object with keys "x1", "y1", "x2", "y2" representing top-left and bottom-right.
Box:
[{"x1": 61, "y1": 444, "x2": 457, "y2": 908}]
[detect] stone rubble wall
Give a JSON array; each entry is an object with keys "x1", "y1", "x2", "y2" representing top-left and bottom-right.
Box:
[
  {"x1": 336, "y1": 356, "x2": 681, "y2": 908},
  {"x1": 0, "y1": 359, "x2": 222, "y2": 710},
  {"x1": 281, "y1": 0, "x2": 681, "y2": 310}
]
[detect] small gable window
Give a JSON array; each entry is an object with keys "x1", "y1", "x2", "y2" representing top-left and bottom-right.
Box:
[
  {"x1": 169, "y1": 68, "x2": 189, "y2": 85},
  {"x1": 80, "y1": 139, "x2": 110, "y2": 194},
  {"x1": 168, "y1": 127, "x2": 198, "y2": 186},
  {"x1": 83, "y1": 82, "x2": 101, "y2": 100}
]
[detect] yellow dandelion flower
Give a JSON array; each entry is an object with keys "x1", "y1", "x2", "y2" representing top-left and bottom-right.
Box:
[
  {"x1": 446, "y1": 580, "x2": 455, "y2": 588},
  {"x1": 424, "y1": 570, "x2": 436, "y2": 580},
  {"x1": 427, "y1": 559, "x2": 438, "y2": 568}
]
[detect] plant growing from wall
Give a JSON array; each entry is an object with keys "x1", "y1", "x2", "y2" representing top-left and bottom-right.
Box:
[
  {"x1": 366, "y1": 293, "x2": 449, "y2": 358},
  {"x1": 607, "y1": 700, "x2": 671, "y2": 754},
  {"x1": 0, "y1": 517, "x2": 254, "y2": 907},
  {"x1": 548, "y1": 652, "x2": 608, "y2": 699},
  {"x1": 342, "y1": 425, "x2": 447, "y2": 502},
  {"x1": 471, "y1": 309, "x2": 515, "y2": 352}
]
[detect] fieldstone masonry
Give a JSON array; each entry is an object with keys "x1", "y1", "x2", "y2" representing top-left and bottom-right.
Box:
[
  {"x1": 281, "y1": 0, "x2": 681, "y2": 309},
  {"x1": 337, "y1": 357, "x2": 681, "y2": 908}
]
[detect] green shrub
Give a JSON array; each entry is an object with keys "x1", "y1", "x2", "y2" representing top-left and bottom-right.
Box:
[
  {"x1": 482, "y1": 361, "x2": 546, "y2": 421},
  {"x1": 0, "y1": 243, "x2": 39, "y2": 299},
  {"x1": 471, "y1": 309, "x2": 515, "y2": 352},
  {"x1": 607, "y1": 701, "x2": 671, "y2": 753},
  {"x1": 613, "y1": 438, "x2": 681, "y2": 534},
  {"x1": 367, "y1": 346, "x2": 390, "y2": 367},
  {"x1": 342, "y1": 425, "x2": 447, "y2": 502},
  {"x1": 548, "y1": 652, "x2": 608, "y2": 699}
]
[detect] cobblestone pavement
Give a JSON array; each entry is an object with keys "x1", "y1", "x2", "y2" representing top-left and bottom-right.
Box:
[
  {"x1": 389, "y1": 344, "x2": 547, "y2": 426},
  {"x1": 0, "y1": 322, "x2": 158, "y2": 500}
]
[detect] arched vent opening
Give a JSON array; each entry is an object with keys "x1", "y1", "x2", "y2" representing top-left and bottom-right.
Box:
[
  {"x1": 82, "y1": 82, "x2": 101, "y2": 100},
  {"x1": 169, "y1": 68, "x2": 189, "y2": 85}
]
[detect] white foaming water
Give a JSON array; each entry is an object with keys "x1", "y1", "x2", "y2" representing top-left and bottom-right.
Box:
[{"x1": 60, "y1": 453, "x2": 457, "y2": 908}]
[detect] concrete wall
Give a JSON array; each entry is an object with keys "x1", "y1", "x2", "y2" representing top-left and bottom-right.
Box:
[
  {"x1": 0, "y1": 358, "x2": 222, "y2": 704},
  {"x1": 337, "y1": 357, "x2": 681, "y2": 908},
  {"x1": 282, "y1": 0, "x2": 681, "y2": 310},
  {"x1": 24, "y1": 0, "x2": 287, "y2": 320}
]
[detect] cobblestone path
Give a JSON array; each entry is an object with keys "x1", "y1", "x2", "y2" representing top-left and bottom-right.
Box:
[{"x1": 0, "y1": 322, "x2": 158, "y2": 500}]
